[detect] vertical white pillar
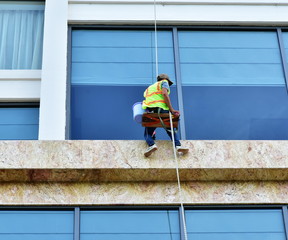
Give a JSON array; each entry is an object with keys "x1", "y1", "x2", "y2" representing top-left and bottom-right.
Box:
[{"x1": 39, "y1": 0, "x2": 68, "y2": 140}]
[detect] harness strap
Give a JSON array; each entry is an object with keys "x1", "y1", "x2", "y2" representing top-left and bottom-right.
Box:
[{"x1": 157, "y1": 108, "x2": 178, "y2": 133}]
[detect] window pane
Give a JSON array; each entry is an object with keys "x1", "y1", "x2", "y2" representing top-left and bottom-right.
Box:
[
  {"x1": 179, "y1": 31, "x2": 288, "y2": 140},
  {"x1": 81, "y1": 210, "x2": 180, "y2": 240},
  {"x1": 0, "y1": 211, "x2": 74, "y2": 240},
  {"x1": 72, "y1": 30, "x2": 174, "y2": 85},
  {"x1": 186, "y1": 209, "x2": 286, "y2": 240},
  {"x1": 0, "y1": 107, "x2": 39, "y2": 140},
  {"x1": 71, "y1": 30, "x2": 177, "y2": 140},
  {"x1": 0, "y1": 2, "x2": 44, "y2": 69}
]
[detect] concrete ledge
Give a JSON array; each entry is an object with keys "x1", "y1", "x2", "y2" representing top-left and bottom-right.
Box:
[
  {"x1": 1, "y1": 168, "x2": 288, "y2": 182},
  {"x1": 0, "y1": 140, "x2": 288, "y2": 182},
  {"x1": 1, "y1": 140, "x2": 288, "y2": 205},
  {"x1": 0, "y1": 181, "x2": 287, "y2": 205}
]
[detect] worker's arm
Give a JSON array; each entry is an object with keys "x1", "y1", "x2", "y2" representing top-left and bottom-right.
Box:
[{"x1": 162, "y1": 87, "x2": 180, "y2": 116}]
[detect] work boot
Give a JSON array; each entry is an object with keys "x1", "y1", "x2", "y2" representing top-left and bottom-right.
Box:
[
  {"x1": 144, "y1": 144, "x2": 158, "y2": 157},
  {"x1": 176, "y1": 146, "x2": 189, "y2": 155}
]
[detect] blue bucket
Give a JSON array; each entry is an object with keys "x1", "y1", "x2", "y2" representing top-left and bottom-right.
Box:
[{"x1": 132, "y1": 102, "x2": 144, "y2": 123}]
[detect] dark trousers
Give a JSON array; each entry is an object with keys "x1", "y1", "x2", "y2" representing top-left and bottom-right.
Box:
[{"x1": 144, "y1": 108, "x2": 181, "y2": 147}]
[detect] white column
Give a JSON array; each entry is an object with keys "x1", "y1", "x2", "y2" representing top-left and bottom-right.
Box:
[{"x1": 39, "y1": 0, "x2": 68, "y2": 140}]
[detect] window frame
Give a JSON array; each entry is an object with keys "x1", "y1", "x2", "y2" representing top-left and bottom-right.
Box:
[
  {"x1": 68, "y1": 25, "x2": 288, "y2": 141},
  {"x1": 0, "y1": 205, "x2": 287, "y2": 240}
]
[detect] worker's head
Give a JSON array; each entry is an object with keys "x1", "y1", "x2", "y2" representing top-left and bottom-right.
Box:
[{"x1": 157, "y1": 74, "x2": 174, "y2": 86}]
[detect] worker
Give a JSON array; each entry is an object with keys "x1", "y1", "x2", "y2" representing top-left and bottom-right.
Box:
[{"x1": 142, "y1": 73, "x2": 189, "y2": 157}]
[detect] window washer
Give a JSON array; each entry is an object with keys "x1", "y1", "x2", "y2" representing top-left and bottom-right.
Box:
[{"x1": 142, "y1": 73, "x2": 189, "y2": 157}]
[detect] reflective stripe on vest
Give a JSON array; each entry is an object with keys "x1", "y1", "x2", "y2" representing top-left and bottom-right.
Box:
[{"x1": 142, "y1": 80, "x2": 170, "y2": 110}]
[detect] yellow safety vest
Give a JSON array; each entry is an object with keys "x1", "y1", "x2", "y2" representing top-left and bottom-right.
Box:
[{"x1": 142, "y1": 80, "x2": 170, "y2": 110}]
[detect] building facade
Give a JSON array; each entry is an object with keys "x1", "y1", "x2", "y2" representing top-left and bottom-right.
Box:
[{"x1": 1, "y1": 0, "x2": 288, "y2": 239}]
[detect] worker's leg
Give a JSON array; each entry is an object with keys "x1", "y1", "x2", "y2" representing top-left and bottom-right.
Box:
[
  {"x1": 159, "y1": 109, "x2": 181, "y2": 146},
  {"x1": 164, "y1": 127, "x2": 189, "y2": 154},
  {"x1": 144, "y1": 127, "x2": 157, "y2": 146},
  {"x1": 164, "y1": 128, "x2": 181, "y2": 146},
  {"x1": 144, "y1": 127, "x2": 158, "y2": 157}
]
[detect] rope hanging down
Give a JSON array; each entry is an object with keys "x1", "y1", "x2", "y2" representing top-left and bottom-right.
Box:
[
  {"x1": 154, "y1": 0, "x2": 159, "y2": 77},
  {"x1": 169, "y1": 112, "x2": 188, "y2": 240},
  {"x1": 153, "y1": 1, "x2": 188, "y2": 240}
]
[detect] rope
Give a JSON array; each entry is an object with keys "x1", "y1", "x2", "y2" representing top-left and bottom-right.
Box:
[
  {"x1": 169, "y1": 112, "x2": 188, "y2": 240},
  {"x1": 154, "y1": 0, "x2": 159, "y2": 77},
  {"x1": 153, "y1": 2, "x2": 188, "y2": 239}
]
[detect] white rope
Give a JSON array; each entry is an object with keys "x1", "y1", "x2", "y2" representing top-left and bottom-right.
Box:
[
  {"x1": 154, "y1": 2, "x2": 187, "y2": 238},
  {"x1": 154, "y1": 0, "x2": 159, "y2": 77},
  {"x1": 169, "y1": 112, "x2": 188, "y2": 240}
]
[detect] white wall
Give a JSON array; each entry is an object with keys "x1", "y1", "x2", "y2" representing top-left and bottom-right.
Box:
[
  {"x1": 0, "y1": 70, "x2": 41, "y2": 101},
  {"x1": 38, "y1": 0, "x2": 68, "y2": 140},
  {"x1": 68, "y1": 0, "x2": 288, "y2": 25}
]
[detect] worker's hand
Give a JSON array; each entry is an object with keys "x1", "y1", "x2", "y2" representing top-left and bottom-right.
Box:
[{"x1": 171, "y1": 110, "x2": 180, "y2": 116}]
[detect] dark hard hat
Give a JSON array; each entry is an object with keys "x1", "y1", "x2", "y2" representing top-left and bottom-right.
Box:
[{"x1": 157, "y1": 74, "x2": 174, "y2": 86}]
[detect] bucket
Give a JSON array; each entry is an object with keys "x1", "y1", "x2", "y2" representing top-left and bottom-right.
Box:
[{"x1": 133, "y1": 102, "x2": 144, "y2": 123}]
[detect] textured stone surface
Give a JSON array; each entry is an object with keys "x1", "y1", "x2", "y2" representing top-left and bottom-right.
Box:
[
  {"x1": 0, "y1": 181, "x2": 287, "y2": 205},
  {"x1": 1, "y1": 168, "x2": 288, "y2": 182},
  {"x1": 0, "y1": 140, "x2": 288, "y2": 205},
  {"x1": 1, "y1": 140, "x2": 288, "y2": 168},
  {"x1": 0, "y1": 140, "x2": 288, "y2": 181}
]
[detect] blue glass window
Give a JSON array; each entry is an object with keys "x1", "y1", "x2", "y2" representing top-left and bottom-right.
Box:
[
  {"x1": 0, "y1": 2, "x2": 44, "y2": 69},
  {"x1": 186, "y1": 209, "x2": 286, "y2": 240},
  {"x1": 0, "y1": 106, "x2": 39, "y2": 140},
  {"x1": 0, "y1": 208, "x2": 286, "y2": 240},
  {"x1": 179, "y1": 30, "x2": 288, "y2": 140},
  {"x1": 0, "y1": 211, "x2": 74, "y2": 240},
  {"x1": 71, "y1": 30, "x2": 177, "y2": 140},
  {"x1": 80, "y1": 210, "x2": 180, "y2": 240},
  {"x1": 71, "y1": 29, "x2": 288, "y2": 140}
]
